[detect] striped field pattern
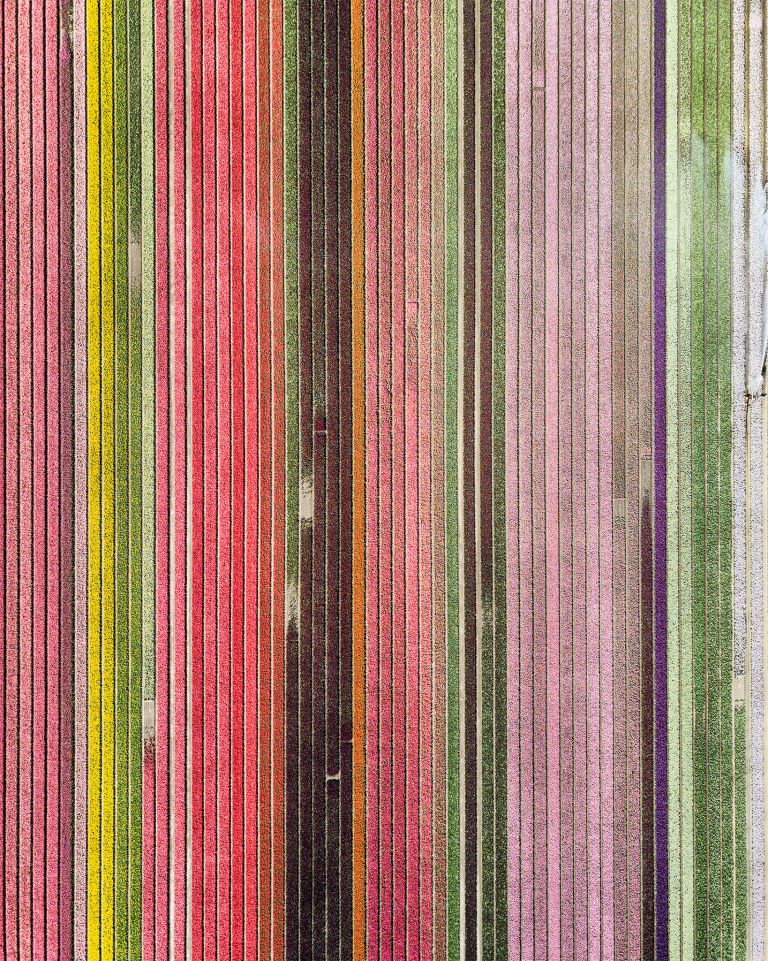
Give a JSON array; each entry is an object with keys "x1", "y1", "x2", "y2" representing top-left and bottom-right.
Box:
[{"x1": 0, "y1": 0, "x2": 764, "y2": 957}]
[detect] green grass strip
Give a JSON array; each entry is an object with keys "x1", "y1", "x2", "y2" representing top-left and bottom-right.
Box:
[
  {"x1": 666, "y1": 0, "x2": 680, "y2": 945},
  {"x1": 703, "y1": 0, "x2": 721, "y2": 946},
  {"x1": 689, "y1": 0, "x2": 707, "y2": 950},
  {"x1": 676, "y1": 0, "x2": 695, "y2": 947},
  {"x1": 735, "y1": 704, "x2": 747, "y2": 960},
  {"x1": 491, "y1": 0, "x2": 507, "y2": 952},
  {"x1": 716, "y1": 0, "x2": 734, "y2": 949}
]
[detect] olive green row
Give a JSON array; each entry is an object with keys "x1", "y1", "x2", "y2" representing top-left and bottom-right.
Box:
[{"x1": 666, "y1": 0, "x2": 746, "y2": 955}]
